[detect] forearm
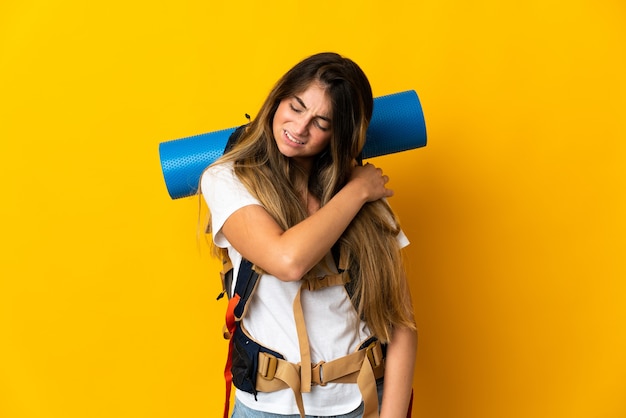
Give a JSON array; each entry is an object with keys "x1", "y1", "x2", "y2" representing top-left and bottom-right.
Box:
[
  {"x1": 273, "y1": 180, "x2": 368, "y2": 279},
  {"x1": 380, "y1": 325, "x2": 418, "y2": 418},
  {"x1": 221, "y1": 162, "x2": 392, "y2": 282}
]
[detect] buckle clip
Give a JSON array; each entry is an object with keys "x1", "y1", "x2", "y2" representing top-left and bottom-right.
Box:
[
  {"x1": 312, "y1": 361, "x2": 327, "y2": 386},
  {"x1": 258, "y1": 353, "x2": 278, "y2": 380}
]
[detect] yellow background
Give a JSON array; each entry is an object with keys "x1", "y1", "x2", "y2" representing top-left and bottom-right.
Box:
[{"x1": 1, "y1": 1, "x2": 625, "y2": 417}]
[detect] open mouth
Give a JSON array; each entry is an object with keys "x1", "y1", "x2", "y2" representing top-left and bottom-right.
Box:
[{"x1": 284, "y1": 130, "x2": 304, "y2": 145}]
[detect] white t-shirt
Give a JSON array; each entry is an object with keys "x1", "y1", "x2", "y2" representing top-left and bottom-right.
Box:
[{"x1": 201, "y1": 162, "x2": 409, "y2": 416}]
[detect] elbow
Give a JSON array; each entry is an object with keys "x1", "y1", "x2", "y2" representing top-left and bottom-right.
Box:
[{"x1": 274, "y1": 253, "x2": 309, "y2": 282}]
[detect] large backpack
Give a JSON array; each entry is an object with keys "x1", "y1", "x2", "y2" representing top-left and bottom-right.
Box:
[{"x1": 217, "y1": 256, "x2": 387, "y2": 418}]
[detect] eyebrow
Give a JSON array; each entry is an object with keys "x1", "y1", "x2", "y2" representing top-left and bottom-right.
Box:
[{"x1": 294, "y1": 95, "x2": 332, "y2": 122}]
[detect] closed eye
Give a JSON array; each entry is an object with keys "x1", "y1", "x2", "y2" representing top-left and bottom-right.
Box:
[
  {"x1": 290, "y1": 103, "x2": 303, "y2": 113},
  {"x1": 290, "y1": 96, "x2": 331, "y2": 130},
  {"x1": 314, "y1": 118, "x2": 330, "y2": 131}
]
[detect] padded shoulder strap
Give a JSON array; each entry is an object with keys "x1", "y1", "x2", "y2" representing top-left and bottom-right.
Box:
[
  {"x1": 224, "y1": 124, "x2": 248, "y2": 154},
  {"x1": 232, "y1": 258, "x2": 260, "y2": 320}
]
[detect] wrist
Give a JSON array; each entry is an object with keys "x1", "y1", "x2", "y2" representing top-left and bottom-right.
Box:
[{"x1": 342, "y1": 178, "x2": 369, "y2": 205}]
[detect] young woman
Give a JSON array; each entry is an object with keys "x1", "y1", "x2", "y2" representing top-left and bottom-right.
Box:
[{"x1": 201, "y1": 52, "x2": 417, "y2": 418}]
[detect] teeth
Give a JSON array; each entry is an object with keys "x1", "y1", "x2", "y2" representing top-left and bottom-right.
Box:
[{"x1": 285, "y1": 130, "x2": 304, "y2": 144}]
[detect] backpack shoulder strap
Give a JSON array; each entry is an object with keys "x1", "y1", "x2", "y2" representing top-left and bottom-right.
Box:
[
  {"x1": 218, "y1": 254, "x2": 260, "y2": 320},
  {"x1": 221, "y1": 257, "x2": 260, "y2": 418},
  {"x1": 232, "y1": 258, "x2": 260, "y2": 320},
  {"x1": 224, "y1": 124, "x2": 248, "y2": 154}
]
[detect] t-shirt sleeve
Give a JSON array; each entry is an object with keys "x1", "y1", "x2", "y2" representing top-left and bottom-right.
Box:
[
  {"x1": 381, "y1": 198, "x2": 410, "y2": 249},
  {"x1": 397, "y1": 228, "x2": 410, "y2": 249},
  {"x1": 200, "y1": 163, "x2": 262, "y2": 248}
]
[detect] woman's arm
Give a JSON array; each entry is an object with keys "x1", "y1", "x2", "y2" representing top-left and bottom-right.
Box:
[
  {"x1": 221, "y1": 163, "x2": 392, "y2": 281},
  {"x1": 380, "y1": 270, "x2": 418, "y2": 418},
  {"x1": 380, "y1": 324, "x2": 417, "y2": 418}
]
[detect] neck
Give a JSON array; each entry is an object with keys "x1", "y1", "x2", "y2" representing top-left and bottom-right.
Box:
[{"x1": 292, "y1": 156, "x2": 314, "y2": 176}]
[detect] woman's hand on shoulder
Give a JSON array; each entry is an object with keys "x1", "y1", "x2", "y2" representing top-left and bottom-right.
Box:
[{"x1": 347, "y1": 162, "x2": 394, "y2": 203}]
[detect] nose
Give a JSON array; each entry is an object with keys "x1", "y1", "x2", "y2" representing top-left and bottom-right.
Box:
[{"x1": 293, "y1": 116, "x2": 310, "y2": 136}]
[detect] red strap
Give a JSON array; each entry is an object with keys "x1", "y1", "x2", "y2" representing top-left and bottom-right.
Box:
[
  {"x1": 406, "y1": 388, "x2": 414, "y2": 418},
  {"x1": 223, "y1": 294, "x2": 241, "y2": 418}
]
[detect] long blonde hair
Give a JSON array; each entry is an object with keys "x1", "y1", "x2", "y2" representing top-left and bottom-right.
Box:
[{"x1": 206, "y1": 52, "x2": 415, "y2": 342}]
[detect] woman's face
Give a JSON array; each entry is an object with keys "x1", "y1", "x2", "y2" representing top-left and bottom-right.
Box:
[{"x1": 272, "y1": 82, "x2": 332, "y2": 171}]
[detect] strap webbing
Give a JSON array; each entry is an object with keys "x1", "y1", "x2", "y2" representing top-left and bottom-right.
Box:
[
  {"x1": 222, "y1": 294, "x2": 240, "y2": 418},
  {"x1": 253, "y1": 341, "x2": 383, "y2": 418},
  {"x1": 357, "y1": 354, "x2": 378, "y2": 417},
  {"x1": 293, "y1": 284, "x2": 312, "y2": 395},
  {"x1": 294, "y1": 272, "x2": 350, "y2": 394},
  {"x1": 255, "y1": 355, "x2": 305, "y2": 416},
  {"x1": 287, "y1": 270, "x2": 370, "y2": 417}
]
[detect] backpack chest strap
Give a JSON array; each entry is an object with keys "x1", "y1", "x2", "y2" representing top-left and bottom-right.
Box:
[{"x1": 302, "y1": 270, "x2": 350, "y2": 291}]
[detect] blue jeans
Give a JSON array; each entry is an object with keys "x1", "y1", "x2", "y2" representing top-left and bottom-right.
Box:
[
  {"x1": 231, "y1": 380, "x2": 384, "y2": 418},
  {"x1": 231, "y1": 400, "x2": 364, "y2": 418}
]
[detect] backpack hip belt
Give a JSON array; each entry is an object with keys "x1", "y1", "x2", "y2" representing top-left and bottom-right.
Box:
[{"x1": 254, "y1": 335, "x2": 385, "y2": 418}]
